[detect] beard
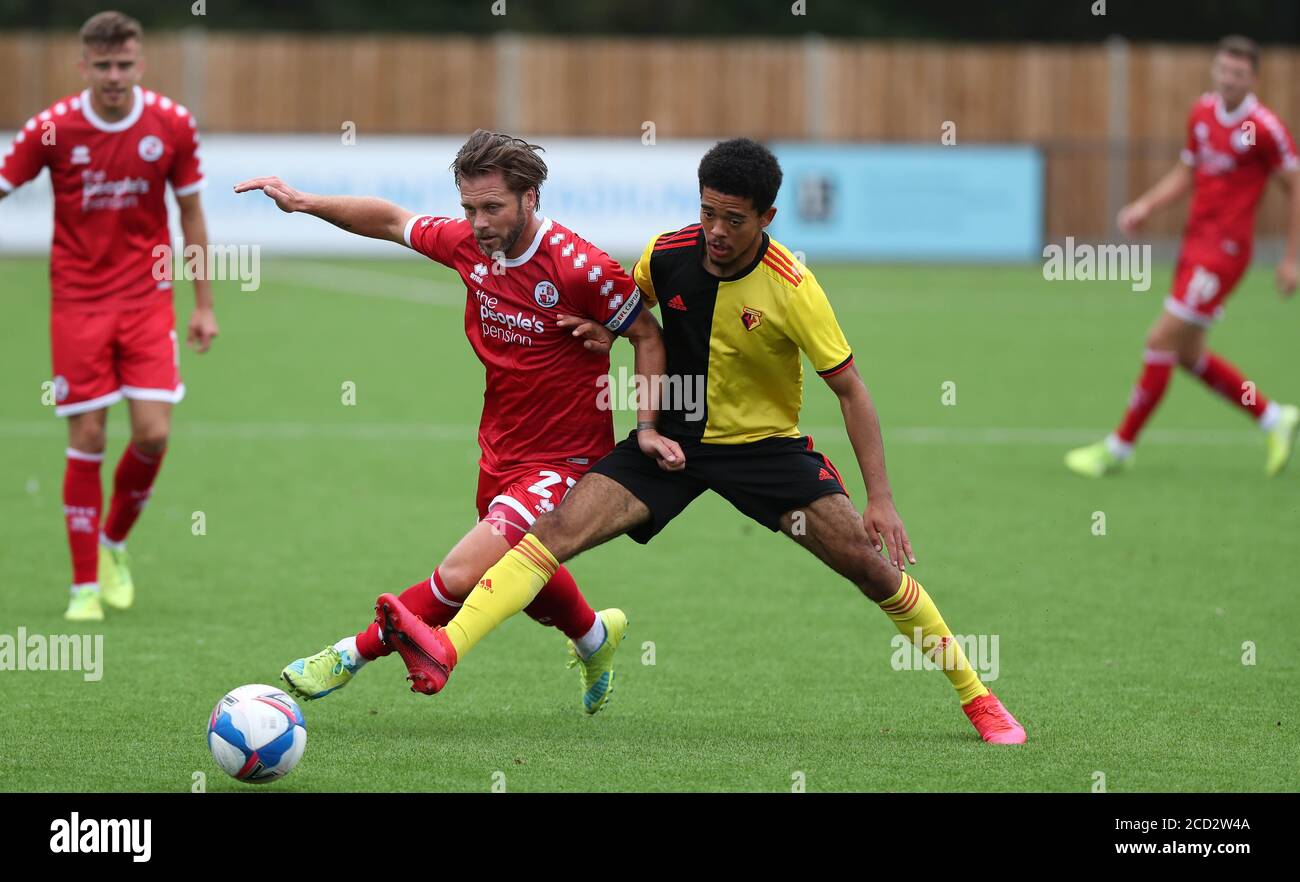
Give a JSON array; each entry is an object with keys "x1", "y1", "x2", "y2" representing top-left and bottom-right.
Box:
[
  {"x1": 477, "y1": 201, "x2": 529, "y2": 257},
  {"x1": 497, "y1": 212, "x2": 528, "y2": 255}
]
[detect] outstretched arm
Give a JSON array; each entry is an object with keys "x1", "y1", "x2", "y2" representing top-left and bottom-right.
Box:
[
  {"x1": 823, "y1": 363, "x2": 915, "y2": 570},
  {"x1": 233, "y1": 176, "x2": 413, "y2": 244},
  {"x1": 1118, "y1": 161, "x2": 1193, "y2": 237}
]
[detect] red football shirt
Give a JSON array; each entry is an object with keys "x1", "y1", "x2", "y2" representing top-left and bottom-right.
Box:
[
  {"x1": 404, "y1": 214, "x2": 643, "y2": 470},
  {"x1": 1181, "y1": 91, "x2": 1298, "y2": 256},
  {"x1": 0, "y1": 85, "x2": 205, "y2": 310}
]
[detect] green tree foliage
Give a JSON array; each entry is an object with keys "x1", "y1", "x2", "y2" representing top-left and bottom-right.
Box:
[{"x1": 1, "y1": 0, "x2": 1296, "y2": 41}]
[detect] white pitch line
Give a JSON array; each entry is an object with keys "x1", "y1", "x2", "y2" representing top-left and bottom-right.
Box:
[
  {"x1": 0, "y1": 420, "x2": 474, "y2": 443},
  {"x1": 883, "y1": 426, "x2": 1259, "y2": 446},
  {"x1": 0, "y1": 420, "x2": 1260, "y2": 446},
  {"x1": 258, "y1": 260, "x2": 466, "y2": 307}
]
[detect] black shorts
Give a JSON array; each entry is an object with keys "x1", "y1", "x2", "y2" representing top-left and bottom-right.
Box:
[{"x1": 588, "y1": 431, "x2": 849, "y2": 544}]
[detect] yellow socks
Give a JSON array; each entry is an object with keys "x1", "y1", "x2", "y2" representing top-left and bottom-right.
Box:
[
  {"x1": 444, "y1": 538, "x2": 989, "y2": 711},
  {"x1": 879, "y1": 571, "x2": 990, "y2": 705},
  {"x1": 445, "y1": 535, "x2": 559, "y2": 659}
]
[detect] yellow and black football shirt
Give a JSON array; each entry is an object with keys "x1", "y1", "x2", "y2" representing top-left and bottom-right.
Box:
[{"x1": 632, "y1": 224, "x2": 853, "y2": 444}]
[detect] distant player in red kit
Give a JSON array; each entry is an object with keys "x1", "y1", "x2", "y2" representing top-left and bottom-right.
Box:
[
  {"x1": 1067, "y1": 36, "x2": 1300, "y2": 478},
  {"x1": 0, "y1": 11, "x2": 219, "y2": 620},
  {"x1": 235, "y1": 130, "x2": 678, "y2": 712}
]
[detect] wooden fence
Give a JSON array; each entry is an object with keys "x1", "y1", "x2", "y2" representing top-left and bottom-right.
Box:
[{"x1": 4, "y1": 33, "x2": 1299, "y2": 239}]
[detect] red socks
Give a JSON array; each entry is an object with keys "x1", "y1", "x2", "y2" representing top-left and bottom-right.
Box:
[
  {"x1": 63, "y1": 449, "x2": 103, "y2": 585},
  {"x1": 354, "y1": 564, "x2": 598, "y2": 660},
  {"x1": 523, "y1": 565, "x2": 597, "y2": 640},
  {"x1": 63, "y1": 443, "x2": 164, "y2": 587},
  {"x1": 1115, "y1": 350, "x2": 1176, "y2": 445},
  {"x1": 1114, "y1": 347, "x2": 1279, "y2": 449},
  {"x1": 103, "y1": 444, "x2": 166, "y2": 544},
  {"x1": 355, "y1": 569, "x2": 462, "y2": 659},
  {"x1": 1193, "y1": 352, "x2": 1271, "y2": 420}
]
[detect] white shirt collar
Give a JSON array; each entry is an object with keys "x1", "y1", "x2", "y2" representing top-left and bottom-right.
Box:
[
  {"x1": 79, "y1": 85, "x2": 145, "y2": 133},
  {"x1": 1215, "y1": 92, "x2": 1257, "y2": 127},
  {"x1": 501, "y1": 217, "x2": 553, "y2": 268}
]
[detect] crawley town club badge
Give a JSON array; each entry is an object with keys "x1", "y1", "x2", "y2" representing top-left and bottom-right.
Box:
[
  {"x1": 137, "y1": 135, "x2": 164, "y2": 162},
  {"x1": 741, "y1": 306, "x2": 764, "y2": 331},
  {"x1": 534, "y1": 280, "x2": 560, "y2": 308}
]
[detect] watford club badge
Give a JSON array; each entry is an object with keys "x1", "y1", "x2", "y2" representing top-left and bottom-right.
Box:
[{"x1": 741, "y1": 306, "x2": 764, "y2": 331}]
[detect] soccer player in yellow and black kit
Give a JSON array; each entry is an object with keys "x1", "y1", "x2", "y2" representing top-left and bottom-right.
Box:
[{"x1": 372, "y1": 138, "x2": 1026, "y2": 744}]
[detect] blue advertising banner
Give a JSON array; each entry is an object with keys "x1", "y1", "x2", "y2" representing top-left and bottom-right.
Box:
[{"x1": 769, "y1": 143, "x2": 1044, "y2": 261}]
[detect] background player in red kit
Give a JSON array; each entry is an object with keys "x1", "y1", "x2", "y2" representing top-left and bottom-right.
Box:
[
  {"x1": 235, "y1": 130, "x2": 678, "y2": 712},
  {"x1": 0, "y1": 11, "x2": 219, "y2": 620},
  {"x1": 1067, "y1": 35, "x2": 1300, "y2": 478}
]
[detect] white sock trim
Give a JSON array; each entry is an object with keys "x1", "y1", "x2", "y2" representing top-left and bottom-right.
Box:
[
  {"x1": 66, "y1": 448, "x2": 104, "y2": 463},
  {"x1": 1259, "y1": 400, "x2": 1282, "y2": 430},
  {"x1": 1105, "y1": 433, "x2": 1134, "y2": 459},
  {"x1": 99, "y1": 532, "x2": 126, "y2": 551},
  {"x1": 573, "y1": 615, "x2": 607, "y2": 659},
  {"x1": 70, "y1": 582, "x2": 100, "y2": 594},
  {"x1": 332, "y1": 635, "x2": 367, "y2": 671},
  {"x1": 429, "y1": 575, "x2": 463, "y2": 608}
]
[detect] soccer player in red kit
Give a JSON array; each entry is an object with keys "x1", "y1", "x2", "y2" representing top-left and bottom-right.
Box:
[
  {"x1": 235, "y1": 130, "x2": 678, "y2": 713},
  {"x1": 0, "y1": 12, "x2": 218, "y2": 621},
  {"x1": 1067, "y1": 36, "x2": 1300, "y2": 478}
]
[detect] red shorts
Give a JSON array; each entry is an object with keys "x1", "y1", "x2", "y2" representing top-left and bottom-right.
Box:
[
  {"x1": 475, "y1": 460, "x2": 590, "y2": 543},
  {"x1": 1165, "y1": 243, "x2": 1251, "y2": 327},
  {"x1": 50, "y1": 300, "x2": 184, "y2": 417}
]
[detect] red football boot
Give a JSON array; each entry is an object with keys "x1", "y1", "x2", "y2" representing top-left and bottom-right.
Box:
[
  {"x1": 962, "y1": 691, "x2": 1027, "y2": 744},
  {"x1": 374, "y1": 592, "x2": 458, "y2": 695}
]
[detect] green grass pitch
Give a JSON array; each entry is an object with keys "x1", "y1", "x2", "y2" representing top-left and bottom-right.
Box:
[{"x1": 0, "y1": 255, "x2": 1296, "y2": 792}]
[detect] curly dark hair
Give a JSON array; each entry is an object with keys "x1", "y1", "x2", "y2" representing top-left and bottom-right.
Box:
[{"x1": 697, "y1": 138, "x2": 783, "y2": 214}]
